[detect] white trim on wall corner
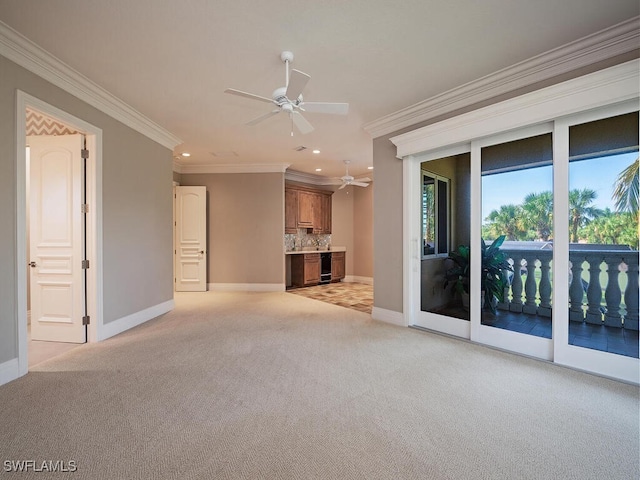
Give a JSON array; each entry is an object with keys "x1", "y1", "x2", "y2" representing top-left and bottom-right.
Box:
[
  {"x1": 178, "y1": 163, "x2": 290, "y2": 175},
  {"x1": 0, "y1": 358, "x2": 20, "y2": 387},
  {"x1": 363, "y1": 16, "x2": 640, "y2": 138},
  {"x1": 0, "y1": 21, "x2": 182, "y2": 150},
  {"x1": 99, "y1": 299, "x2": 174, "y2": 341},
  {"x1": 209, "y1": 283, "x2": 286, "y2": 292},
  {"x1": 371, "y1": 307, "x2": 406, "y2": 327}
]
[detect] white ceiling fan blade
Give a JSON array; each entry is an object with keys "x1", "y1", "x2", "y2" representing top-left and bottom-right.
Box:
[
  {"x1": 292, "y1": 111, "x2": 314, "y2": 134},
  {"x1": 286, "y1": 69, "x2": 310, "y2": 101},
  {"x1": 246, "y1": 109, "x2": 280, "y2": 126},
  {"x1": 338, "y1": 182, "x2": 348, "y2": 190},
  {"x1": 351, "y1": 181, "x2": 370, "y2": 187},
  {"x1": 354, "y1": 177, "x2": 371, "y2": 182},
  {"x1": 224, "y1": 88, "x2": 273, "y2": 104},
  {"x1": 300, "y1": 102, "x2": 349, "y2": 115}
]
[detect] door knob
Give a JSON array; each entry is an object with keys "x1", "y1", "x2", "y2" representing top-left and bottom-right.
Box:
[{"x1": 29, "y1": 261, "x2": 37, "y2": 268}]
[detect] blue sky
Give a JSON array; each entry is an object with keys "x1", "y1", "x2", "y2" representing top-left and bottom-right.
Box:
[{"x1": 481, "y1": 151, "x2": 638, "y2": 222}]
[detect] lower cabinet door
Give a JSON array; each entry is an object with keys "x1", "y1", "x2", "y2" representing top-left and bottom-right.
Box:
[{"x1": 304, "y1": 254, "x2": 320, "y2": 285}]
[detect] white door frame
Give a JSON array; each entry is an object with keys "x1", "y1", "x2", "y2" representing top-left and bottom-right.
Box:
[{"x1": 16, "y1": 90, "x2": 103, "y2": 376}]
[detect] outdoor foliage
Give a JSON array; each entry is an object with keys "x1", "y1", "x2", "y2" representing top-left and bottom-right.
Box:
[
  {"x1": 580, "y1": 210, "x2": 639, "y2": 250},
  {"x1": 484, "y1": 187, "x2": 637, "y2": 248},
  {"x1": 612, "y1": 158, "x2": 639, "y2": 215}
]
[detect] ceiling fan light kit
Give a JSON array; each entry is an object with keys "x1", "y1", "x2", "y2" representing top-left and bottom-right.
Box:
[
  {"x1": 224, "y1": 51, "x2": 349, "y2": 135},
  {"x1": 321, "y1": 160, "x2": 371, "y2": 189}
]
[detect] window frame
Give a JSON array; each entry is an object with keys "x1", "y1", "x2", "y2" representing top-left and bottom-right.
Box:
[{"x1": 421, "y1": 169, "x2": 450, "y2": 259}]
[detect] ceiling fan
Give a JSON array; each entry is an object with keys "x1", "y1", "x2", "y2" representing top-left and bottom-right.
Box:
[
  {"x1": 321, "y1": 160, "x2": 371, "y2": 189},
  {"x1": 224, "y1": 51, "x2": 349, "y2": 135}
]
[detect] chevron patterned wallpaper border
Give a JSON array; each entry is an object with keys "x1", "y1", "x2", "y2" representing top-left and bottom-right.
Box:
[{"x1": 26, "y1": 108, "x2": 80, "y2": 136}]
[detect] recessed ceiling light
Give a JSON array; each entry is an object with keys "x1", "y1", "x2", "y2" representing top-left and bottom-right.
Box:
[
  {"x1": 312, "y1": 149, "x2": 320, "y2": 154},
  {"x1": 315, "y1": 168, "x2": 322, "y2": 172},
  {"x1": 181, "y1": 152, "x2": 191, "y2": 157},
  {"x1": 368, "y1": 166, "x2": 374, "y2": 170}
]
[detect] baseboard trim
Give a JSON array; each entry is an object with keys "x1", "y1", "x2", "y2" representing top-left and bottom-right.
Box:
[
  {"x1": 343, "y1": 275, "x2": 373, "y2": 285},
  {"x1": 208, "y1": 283, "x2": 286, "y2": 292},
  {"x1": 372, "y1": 307, "x2": 406, "y2": 327},
  {"x1": 99, "y1": 299, "x2": 175, "y2": 341},
  {"x1": 0, "y1": 357, "x2": 21, "y2": 387}
]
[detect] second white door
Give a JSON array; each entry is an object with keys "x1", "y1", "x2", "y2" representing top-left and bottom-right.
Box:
[{"x1": 175, "y1": 186, "x2": 207, "y2": 291}]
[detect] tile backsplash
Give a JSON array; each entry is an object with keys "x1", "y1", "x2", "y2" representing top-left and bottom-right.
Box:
[{"x1": 285, "y1": 230, "x2": 332, "y2": 251}]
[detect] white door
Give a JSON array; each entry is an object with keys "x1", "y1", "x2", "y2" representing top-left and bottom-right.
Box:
[
  {"x1": 175, "y1": 186, "x2": 207, "y2": 291},
  {"x1": 28, "y1": 134, "x2": 86, "y2": 343}
]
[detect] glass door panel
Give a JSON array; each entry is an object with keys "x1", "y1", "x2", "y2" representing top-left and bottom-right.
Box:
[
  {"x1": 480, "y1": 133, "x2": 554, "y2": 339},
  {"x1": 416, "y1": 153, "x2": 471, "y2": 336},
  {"x1": 567, "y1": 112, "x2": 639, "y2": 359}
]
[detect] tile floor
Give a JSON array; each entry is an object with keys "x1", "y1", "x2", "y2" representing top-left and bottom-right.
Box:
[{"x1": 287, "y1": 282, "x2": 373, "y2": 314}]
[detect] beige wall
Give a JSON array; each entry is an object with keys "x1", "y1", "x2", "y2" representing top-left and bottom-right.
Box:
[
  {"x1": 0, "y1": 55, "x2": 174, "y2": 364},
  {"x1": 353, "y1": 184, "x2": 373, "y2": 279},
  {"x1": 180, "y1": 172, "x2": 285, "y2": 285},
  {"x1": 330, "y1": 186, "x2": 354, "y2": 275}
]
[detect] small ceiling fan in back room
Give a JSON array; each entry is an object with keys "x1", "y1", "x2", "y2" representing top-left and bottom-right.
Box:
[
  {"x1": 224, "y1": 51, "x2": 349, "y2": 135},
  {"x1": 321, "y1": 160, "x2": 371, "y2": 189}
]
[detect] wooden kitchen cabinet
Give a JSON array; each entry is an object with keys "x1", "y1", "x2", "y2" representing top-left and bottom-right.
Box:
[
  {"x1": 285, "y1": 183, "x2": 332, "y2": 233},
  {"x1": 297, "y1": 190, "x2": 316, "y2": 228},
  {"x1": 285, "y1": 188, "x2": 298, "y2": 234},
  {"x1": 291, "y1": 253, "x2": 321, "y2": 287},
  {"x1": 331, "y1": 251, "x2": 345, "y2": 281}
]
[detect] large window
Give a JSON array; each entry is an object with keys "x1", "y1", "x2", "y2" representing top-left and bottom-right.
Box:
[{"x1": 422, "y1": 170, "x2": 449, "y2": 257}]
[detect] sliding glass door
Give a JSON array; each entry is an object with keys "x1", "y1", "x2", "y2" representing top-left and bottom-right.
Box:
[
  {"x1": 554, "y1": 107, "x2": 639, "y2": 380},
  {"x1": 405, "y1": 102, "x2": 638, "y2": 382},
  {"x1": 472, "y1": 127, "x2": 555, "y2": 359}
]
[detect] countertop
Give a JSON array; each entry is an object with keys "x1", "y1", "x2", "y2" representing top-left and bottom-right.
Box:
[{"x1": 285, "y1": 246, "x2": 346, "y2": 255}]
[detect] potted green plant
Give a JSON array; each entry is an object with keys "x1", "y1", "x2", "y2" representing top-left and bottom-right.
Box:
[
  {"x1": 444, "y1": 235, "x2": 512, "y2": 314},
  {"x1": 444, "y1": 244, "x2": 470, "y2": 309},
  {"x1": 480, "y1": 235, "x2": 512, "y2": 314}
]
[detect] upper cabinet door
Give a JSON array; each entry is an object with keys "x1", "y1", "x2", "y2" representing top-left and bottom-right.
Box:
[
  {"x1": 297, "y1": 191, "x2": 315, "y2": 228},
  {"x1": 285, "y1": 188, "x2": 298, "y2": 233}
]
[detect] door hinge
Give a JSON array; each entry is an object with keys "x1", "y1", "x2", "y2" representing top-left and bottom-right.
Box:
[
  {"x1": 81, "y1": 203, "x2": 89, "y2": 213},
  {"x1": 82, "y1": 260, "x2": 90, "y2": 269},
  {"x1": 81, "y1": 148, "x2": 89, "y2": 159},
  {"x1": 82, "y1": 315, "x2": 90, "y2": 325}
]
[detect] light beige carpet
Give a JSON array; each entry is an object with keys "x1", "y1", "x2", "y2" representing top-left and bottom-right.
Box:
[{"x1": 1, "y1": 291, "x2": 638, "y2": 479}]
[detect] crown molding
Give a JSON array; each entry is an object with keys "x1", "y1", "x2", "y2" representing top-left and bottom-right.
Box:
[
  {"x1": 284, "y1": 169, "x2": 329, "y2": 185},
  {"x1": 364, "y1": 16, "x2": 640, "y2": 139},
  {"x1": 177, "y1": 163, "x2": 290, "y2": 174},
  {"x1": 391, "y1": 59, "x2": 639, "y2": 159},
  {"x1": 0, "y1": 20, "x2": 182, "y2": 150}
]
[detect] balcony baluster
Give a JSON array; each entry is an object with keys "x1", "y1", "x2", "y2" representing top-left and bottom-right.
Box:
[
  {"x1": 538, "y1": 254, "x2": 552, "y2": 317},
  {"x1": 569, "y1": 257, "x2": 586, "y2": 322},
  {"x1": 623, "y1": 260, "x2": 639, "y2": 330},
  {"x1": 585, "y1": 254, "x2": 604, "y2": 324},
  {"x1": 603, "y1": 256, "x2": 623, "y2": 327},
  {"x1": 509, "y1": 255, "x2": 524, "y2": 313},
  {"x1": 523, "y1": 255, "x2": 539, "y2": 315}
]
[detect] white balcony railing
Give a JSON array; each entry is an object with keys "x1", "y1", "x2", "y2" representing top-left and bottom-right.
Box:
[{"x1": 498, "y1": 246, "x2": 639, "y2": 331}]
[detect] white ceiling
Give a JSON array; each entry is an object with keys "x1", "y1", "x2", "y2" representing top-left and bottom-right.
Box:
[{"x1": 0, "y1": 1, "x2": 638, "y2": 179}]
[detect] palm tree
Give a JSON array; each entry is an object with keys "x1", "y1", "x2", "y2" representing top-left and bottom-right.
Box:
[
  {"x1": 612, "y1": 158, "x2": 639, "y2": 214},
  {"x1": 569, "y1": 188, "x2": 601, "y2": 243},
  {"x1": 485, "y1": 204, "x2": 524, "y2": 240},
  {"x1": 522, "y1": 191, "x2": 553, "y2": 241}
]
